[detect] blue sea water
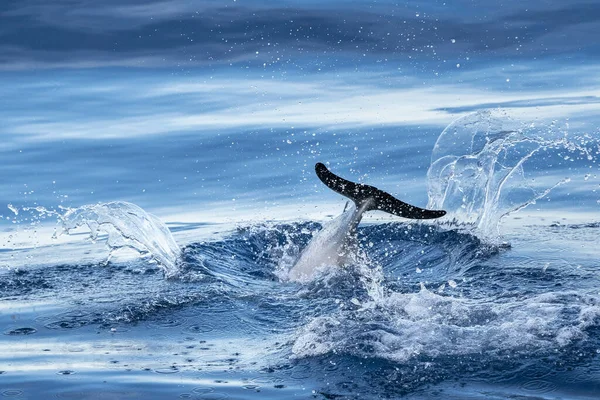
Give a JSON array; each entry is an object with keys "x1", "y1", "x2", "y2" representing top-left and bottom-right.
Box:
[{"x1": 2, "y1": 1, "x2": 600, "y2": 399}]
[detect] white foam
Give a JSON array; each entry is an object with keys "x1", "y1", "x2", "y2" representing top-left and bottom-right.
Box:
[{"x1": 292, "y1": 286, "x2": 600, "y2": 362}]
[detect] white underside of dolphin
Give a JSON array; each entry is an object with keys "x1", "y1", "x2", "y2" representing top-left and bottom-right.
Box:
[
  {"x1": 288, "y1": 200, "x2": 371, "y2": 282},
  {"x1": 287, "y1": 163, "x2": 446, "y2": 283}
]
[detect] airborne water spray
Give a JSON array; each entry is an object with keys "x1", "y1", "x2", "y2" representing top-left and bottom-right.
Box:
[
  {"x1": 3, "y1": 201, "x2": 181, "y2": 277},
  {"x1": 426, "y1": 111, "x2": 598, "y2": 238}
]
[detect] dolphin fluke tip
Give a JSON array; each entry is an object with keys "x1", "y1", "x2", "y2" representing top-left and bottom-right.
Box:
[
  {"x1": 314, "y1": 162, "x2": 447, "y2": 220},
  {"x1": 428, "y1": 209, "x2": 447, "y2": 218}
]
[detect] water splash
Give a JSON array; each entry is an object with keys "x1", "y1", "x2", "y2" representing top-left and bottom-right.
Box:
[
  {"x1": 292, "y1": 285, "x2": 600, "y2": 363},
  {"x1": 426, "y1": 110, "x2": 595, "y2": 237},
  {"x1": 268, "y1": 206, "x2": 385, "y2": 301},
  {"x1": 60, "y1": 202, "x2": 181, "y2": 277},
  {"x1": 5, "y1": 201, "x2": 181, "y2": 277}
]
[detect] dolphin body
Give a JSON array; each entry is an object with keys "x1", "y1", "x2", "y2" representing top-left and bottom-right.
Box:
[{"x1": 287, "y1": 163, "x2": 446, "y2": 282}]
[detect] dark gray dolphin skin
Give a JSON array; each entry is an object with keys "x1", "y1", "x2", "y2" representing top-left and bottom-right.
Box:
[{"x1": 315, "y1": 162, "x2": 447, "y2": 219}]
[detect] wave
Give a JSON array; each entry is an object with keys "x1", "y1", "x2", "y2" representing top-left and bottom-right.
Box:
[{"x1": 3, "y1": 213, "x2": 599, "y2": 396}]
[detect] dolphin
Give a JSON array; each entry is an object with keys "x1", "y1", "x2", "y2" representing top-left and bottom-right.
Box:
[{"x1": 288, "y1": 162, "x2": 446, "y2": 282}]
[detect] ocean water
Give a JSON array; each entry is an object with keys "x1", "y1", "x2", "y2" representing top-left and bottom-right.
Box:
[{"x1": 2, "y1": 1, "x2": 600, "y2": 399}]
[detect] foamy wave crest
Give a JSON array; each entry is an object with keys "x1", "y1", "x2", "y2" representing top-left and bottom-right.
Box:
[{"x1": 292, "y1": 286, "x2": 600, "y2": 362}]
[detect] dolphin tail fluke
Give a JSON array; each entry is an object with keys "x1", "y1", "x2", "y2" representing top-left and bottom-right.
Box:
[{"x1": 315, "y1": 162, "x2": 446, "y2": 220}]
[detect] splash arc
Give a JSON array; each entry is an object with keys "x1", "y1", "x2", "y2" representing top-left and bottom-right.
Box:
[{"x1": 288, "y1": 163, "x2": 446, "y2": 282}]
